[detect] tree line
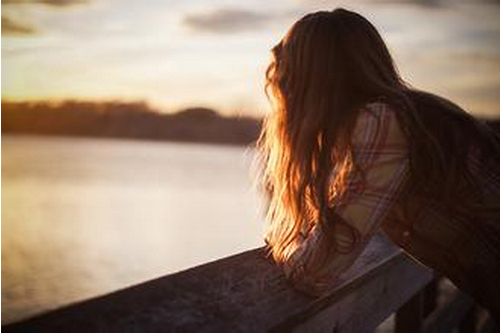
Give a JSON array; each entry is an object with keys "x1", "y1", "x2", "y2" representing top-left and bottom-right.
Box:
[{"x1": 2, "y1": 101, "x2": 262, "y2": 145}]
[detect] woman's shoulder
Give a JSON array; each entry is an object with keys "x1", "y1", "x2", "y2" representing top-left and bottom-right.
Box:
[
  {"x1": 352, "y1": 101, "x2": 407, "y2": 146},
  {"x1": 360, "y1": 100, "x2": 398, "y2": 119}
]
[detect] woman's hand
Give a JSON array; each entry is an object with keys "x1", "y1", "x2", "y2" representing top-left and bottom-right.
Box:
[
  {"x1": 286, "y1": 266, "x2": 338, "y2": 297},
  {"x1": 282, "y1": 224, "x2": 341, "y2": 297}
]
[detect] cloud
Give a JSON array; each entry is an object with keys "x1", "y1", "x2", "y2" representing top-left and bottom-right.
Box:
[
  {"x1": 297, "y1": 0, "x2": 499, "y2": 9},
  {"x1": 2, "y1": 0, "x2": 90, "y2": 36},
  {"x1": 370, "y1": 0, "x2": 499, "y2": 8},
  {"x1": 2, "y1": 16, "x2": 37, "y2": 35},
  {"x1": 183, "y1": 8, "x2": 273, "y2": 33},
  {"x1": 2, "y1": 0, "x2": 88, "y2": 7}
]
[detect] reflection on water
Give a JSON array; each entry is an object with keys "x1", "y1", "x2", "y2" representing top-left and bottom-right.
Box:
[{"x1": 1, "y1": 135, "x2": 265, "y2": 324}]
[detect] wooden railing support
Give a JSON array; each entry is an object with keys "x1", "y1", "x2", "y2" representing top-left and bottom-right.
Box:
[
  {"x1": 395, "y1": 288, "x2": 424, "y2": 333},
  {"x1": 423, "y1": 279, "x2": 439, "y2": 317},
  {"x1": 459, "y1": 305, "x2": 477, "y2": 333}
]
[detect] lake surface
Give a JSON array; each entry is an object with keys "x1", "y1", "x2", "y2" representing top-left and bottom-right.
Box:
[{"x1": 1, "y1": 135, "x2": 265, "y2": 324}]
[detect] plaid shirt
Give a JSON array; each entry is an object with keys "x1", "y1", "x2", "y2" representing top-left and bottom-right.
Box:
[
  {"x1": 285, "y1": 102, "x2": 500, "y2": 319},
  {"x1": 285, "y1": 102, "x2": 410, "y2": 289}
]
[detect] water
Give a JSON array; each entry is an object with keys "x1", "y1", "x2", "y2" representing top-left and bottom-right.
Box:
[{"x1": 1, "y1": 135, "x2": 265, "y2": 324}]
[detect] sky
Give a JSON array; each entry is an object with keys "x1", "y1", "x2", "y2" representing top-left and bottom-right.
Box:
[{"x1": 2, "y1": 0, "x2": 500, "y2": 118}]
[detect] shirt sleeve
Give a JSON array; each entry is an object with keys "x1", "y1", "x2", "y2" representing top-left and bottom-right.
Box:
[{"x1": 284, "y1": 102, "x2": 410, "y2": 296}]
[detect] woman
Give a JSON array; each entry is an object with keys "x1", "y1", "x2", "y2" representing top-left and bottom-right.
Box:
[{"x1": 258, "y1": 8, "x2": 500, "y2": 322}]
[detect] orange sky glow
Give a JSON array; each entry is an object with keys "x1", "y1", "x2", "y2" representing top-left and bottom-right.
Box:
[{"x1": 2, "y1": 0, "x2": 500, "y2": 118}]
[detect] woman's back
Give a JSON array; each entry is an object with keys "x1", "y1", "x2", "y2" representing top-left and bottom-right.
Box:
[{"x1": 375, "y1": 97, "x2": 500, "y2": 320}]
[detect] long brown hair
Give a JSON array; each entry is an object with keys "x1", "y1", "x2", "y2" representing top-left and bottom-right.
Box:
[{"x1": 258, "y1": 8, "x2": 500, "y2": 265}]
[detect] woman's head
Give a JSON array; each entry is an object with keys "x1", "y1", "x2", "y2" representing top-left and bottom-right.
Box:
[
  {"x1": 260, "y1": 8, "x2": 409, "y2": 263},
  {"x1": 267, "y1": 9, "x2": 403, "y2": 114}
]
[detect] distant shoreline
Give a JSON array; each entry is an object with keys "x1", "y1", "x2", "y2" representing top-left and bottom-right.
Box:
[
  {"x1": 2, "y1": 100, "x2": 499, "y2": 145},
  {"x1": 1, "y1": 133, "x2": 261, "y2": 149},
  {"x1": 2, "y1": 101, "x2": 262, "y2": 146}
]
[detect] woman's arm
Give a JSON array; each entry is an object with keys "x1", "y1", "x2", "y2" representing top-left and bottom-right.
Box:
[{"x1": 283, "y1": 102, "x2": 410, "y2": 296}]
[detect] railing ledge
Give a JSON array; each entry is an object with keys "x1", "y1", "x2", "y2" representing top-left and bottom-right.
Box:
[{"x1": 2, "y1": 232, "x2": 434, "y2": 333}]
